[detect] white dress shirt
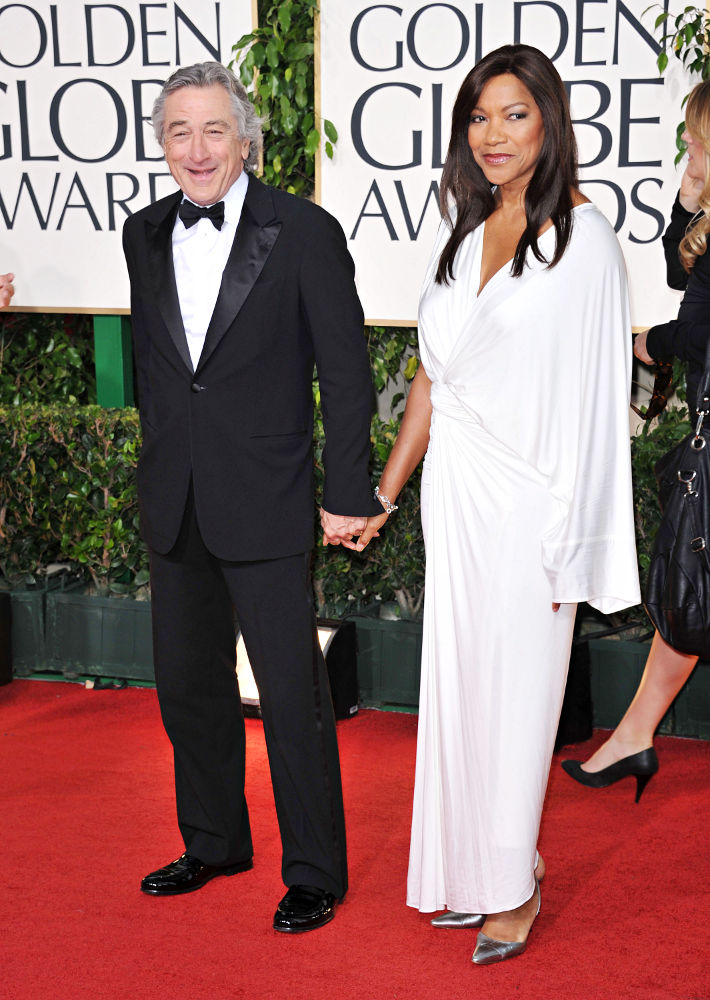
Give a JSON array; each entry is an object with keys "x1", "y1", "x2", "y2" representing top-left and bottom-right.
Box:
[{"x1": 172, "y1": 170, "x2": 249, "y2": 371}]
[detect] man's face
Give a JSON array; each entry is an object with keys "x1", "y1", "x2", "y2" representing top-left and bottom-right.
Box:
[{"x1": 162, "y1": 84, "x2": 251, "y2": 206}]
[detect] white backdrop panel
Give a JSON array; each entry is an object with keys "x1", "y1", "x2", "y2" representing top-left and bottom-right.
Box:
[
  {"x1": 0, "y1": 0, "x2": 253, "y2": 312},
  {"x1": 318, "y1": 1, "x2": 694, "y2": 327}
]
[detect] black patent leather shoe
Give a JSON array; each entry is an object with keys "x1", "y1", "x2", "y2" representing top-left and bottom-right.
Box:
[
  {"x1": 273, "y1": 884, "x2": 338, "y2": 933},
  {"x1": 141, "y1": 852, "x2": 253, "y2": 895},
  {"x1": 561, "y1": 747, "x2": 658, "y2": 803}
]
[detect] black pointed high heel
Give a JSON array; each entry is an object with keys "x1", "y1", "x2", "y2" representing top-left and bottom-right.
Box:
[{"x1": 561, "y1": 748, "x2": 658, "y2": 803}]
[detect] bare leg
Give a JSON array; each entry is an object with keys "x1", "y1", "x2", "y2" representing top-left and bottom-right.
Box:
[
  {"x1": 581, "y1": 631, "x2": 698, "y2": 773},
  {"x1": 534, "y1": 852, "x2": 545, "y2": 883}
]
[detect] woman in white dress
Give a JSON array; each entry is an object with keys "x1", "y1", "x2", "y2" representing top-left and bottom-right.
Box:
[{"x1": 354, "y1": 45, "x2": 640, "y2": 965}]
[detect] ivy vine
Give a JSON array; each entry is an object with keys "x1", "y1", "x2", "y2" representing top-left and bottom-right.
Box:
[
  {"x1": 649, "y1": 3, "x2": 710, "y2": 160},
  {"x1": 230, "y1": 0, "x2": 337, "y2": 197}
]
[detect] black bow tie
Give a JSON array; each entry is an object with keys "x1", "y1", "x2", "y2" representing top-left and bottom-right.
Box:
[{"x1": 178, "y1": 200, "x2": 225, "y2": 231}]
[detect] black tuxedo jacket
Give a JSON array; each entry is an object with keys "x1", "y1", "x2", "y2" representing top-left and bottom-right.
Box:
[{"x1": 123, "y1": 173, "x2": 380, "y2": 560}]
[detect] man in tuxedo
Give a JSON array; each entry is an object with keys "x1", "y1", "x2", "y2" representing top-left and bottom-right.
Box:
[{"x1": 122, "y1": 62, "x2": 380, "y2": 932}]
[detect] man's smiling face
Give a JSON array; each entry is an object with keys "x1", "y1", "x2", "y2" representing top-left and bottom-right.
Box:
[{"x1": 162, "y1": 84, "x2": 250, "y2": 206}]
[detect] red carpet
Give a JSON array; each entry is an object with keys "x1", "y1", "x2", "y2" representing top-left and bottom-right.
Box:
[{"x1": 1, "y1": 679, "x2": 709, "y2": 1000}]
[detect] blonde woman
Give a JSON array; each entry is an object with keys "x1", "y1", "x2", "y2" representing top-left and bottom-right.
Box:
[{"x1": 563, "y1": 79, "x2": 710, "y2": 798}]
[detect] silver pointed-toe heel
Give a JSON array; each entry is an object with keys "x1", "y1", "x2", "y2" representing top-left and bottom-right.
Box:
[
  {"x1": 431, "y1": 911, "x2": 485, "y2": 928},
  {"x1": 472, "y1": 880, "x2": 541, "y2": 966}
]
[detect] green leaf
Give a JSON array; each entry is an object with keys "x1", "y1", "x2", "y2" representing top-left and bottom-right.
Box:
[
  {"x1": 266, "y1": 39, "x2": 280, "y2": 69},
  {"x1": 657, "y1": 50, "x2": 668, "y2": 74},
  {"x1": 285, "y1": 41, "x2": 313, "y2": 62},
  {"x1": 403, "y1": 356, "x2": 419, "y2": 380},
  {"x1": 325, "y1": 141, "x2": 333, "y2": 159},
  {"x1": 278, "y1": 1, "x2": 293, "y2": 32},
  {"x1": 232, "y1": 32, "x2": 255, "y2": 50},
  {"x1": 282, "y1": 106, "x2": 298, "y2": 134},
  {"x1": 324, "y1": 119, "x2": 338, "y2": 143},
  {"x1": 305, "y1": 128, "x2": 320, "y2": 156}
]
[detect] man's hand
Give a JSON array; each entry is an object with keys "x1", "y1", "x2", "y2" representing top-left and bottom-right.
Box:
[
  {"x1": 320, "y1": 509, "x2": 367, "y2": 551},
  {"x1": 0, "y1": 273, "x2": 15, "y2": 309}
]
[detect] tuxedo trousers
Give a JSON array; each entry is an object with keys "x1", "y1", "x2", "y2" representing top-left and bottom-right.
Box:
[{"x1": 148, "y1": 489, "x2": 348, "y2": 898}]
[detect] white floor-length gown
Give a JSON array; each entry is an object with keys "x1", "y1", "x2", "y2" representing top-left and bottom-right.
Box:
[{"x1": 407, "y1": 203, "x2": 641, "y2": 915}]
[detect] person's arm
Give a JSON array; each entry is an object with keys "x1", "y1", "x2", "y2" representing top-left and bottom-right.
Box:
[
  {"x1": 296, "y1": 203, "x2": 382, "y2": 547},
  {"x1": 353, "y1": 364, "x2": 433, "y2": 550},
  {"x1": 0, "y1": 272, "x2": 15, "y2": 308}
]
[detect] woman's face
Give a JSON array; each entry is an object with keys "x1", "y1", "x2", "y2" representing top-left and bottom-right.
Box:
[
  {"x1": 682, "y1": 127, "x2": 708, "y2": 183},
  {"x1": 467, "y1": 73, "x2": 545, "y2": 193}
]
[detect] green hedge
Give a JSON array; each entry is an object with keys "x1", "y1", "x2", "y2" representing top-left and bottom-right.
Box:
[
  {"x1": 0, "y1": 403, "x2": 422, "y2": 614},
  {"x1": 0, "y1": 313, "x2": 95, "y2": 406},
  {"x1": 0, "y1": 406, "x2": 147, "y2": 595}
]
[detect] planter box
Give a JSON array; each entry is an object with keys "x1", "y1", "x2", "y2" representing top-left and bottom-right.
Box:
[
  {"x1": 673, "y1": 661, "x2": 710, "y2": 740},
  {"x1": 588, "y1": 637, "x2": 673, "y2": 733},
  {"x1": 354, "y1": 616, "x2": 422, "y2": 708},
  {"x1": 0, "y1": 592, "x2": 12, "y2": 685},
  {"x1": 46, "y1": 590, "x2": 154, "y2": 682},
  {"x1": 8, "y1": 588, "x2": 47, "y2": 675}
]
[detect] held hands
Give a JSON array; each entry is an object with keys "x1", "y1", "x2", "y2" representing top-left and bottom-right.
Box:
[
  {"x1": 320, "y1": 509, "x2": 367, "y2": 551},
  {"x1": 0, "y1": 272, "x2": 15, "y2": 309},
  {"x1": 319, "y1": 503, "x2": 390, "y2": 552}
]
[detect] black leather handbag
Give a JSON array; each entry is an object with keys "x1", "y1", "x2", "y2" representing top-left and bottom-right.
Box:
[{"x1": 644, "y1": 342, "x2": 710, "y2": 658}]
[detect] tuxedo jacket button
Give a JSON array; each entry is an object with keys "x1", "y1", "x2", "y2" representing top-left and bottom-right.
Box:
[{"x1": 191, "y1": 382, "x2": 204, "y2": 393}]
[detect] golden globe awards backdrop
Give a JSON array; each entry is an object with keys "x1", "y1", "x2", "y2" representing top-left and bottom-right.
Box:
[
  {"x1": 317, "y1": 1, "x2": 694, "y2": 326},
  {"x1": 0, "y1": 0, "x2": 254, "y2": 312}
]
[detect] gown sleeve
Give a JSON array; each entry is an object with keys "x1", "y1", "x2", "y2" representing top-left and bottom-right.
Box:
[{"x1": 539, "y1": 209, "x2": 641, "y2": 613}]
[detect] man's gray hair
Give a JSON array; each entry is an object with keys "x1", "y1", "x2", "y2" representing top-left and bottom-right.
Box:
[{"x1": 152, "y1": 61, "x2": 263, "y2": 172}]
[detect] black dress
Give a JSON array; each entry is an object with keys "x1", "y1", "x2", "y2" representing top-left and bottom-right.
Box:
[{"x1": 646, "y1": 194, "x2": 710, "y2": 412}]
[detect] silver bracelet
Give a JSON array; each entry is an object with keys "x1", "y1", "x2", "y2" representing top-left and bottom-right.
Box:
[{"x1": 375, "y1": 485, "x2": 398, "y2": 515}]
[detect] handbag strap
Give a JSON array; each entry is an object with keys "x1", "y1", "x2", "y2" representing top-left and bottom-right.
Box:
[{"x1": 695, "y1": 336, "x2": 710, "y2": 417}]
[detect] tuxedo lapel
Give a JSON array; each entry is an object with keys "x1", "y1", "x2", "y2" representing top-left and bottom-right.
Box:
[
  {"x1": 196, "y1": 175, "x2": 282, "y2": 375},
  {"x1": 144, "y1": 192, "x2": 194, "y2": 374}
]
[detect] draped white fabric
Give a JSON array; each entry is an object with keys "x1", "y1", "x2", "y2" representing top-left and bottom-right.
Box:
[{"x1": 406, "y1": 204, "x2": 641, "y2": 915}]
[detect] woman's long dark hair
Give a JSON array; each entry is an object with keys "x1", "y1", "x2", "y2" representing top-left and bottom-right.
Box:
[{"x1": 436, "y1": 44, "x2": 579, "y2": 285}]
